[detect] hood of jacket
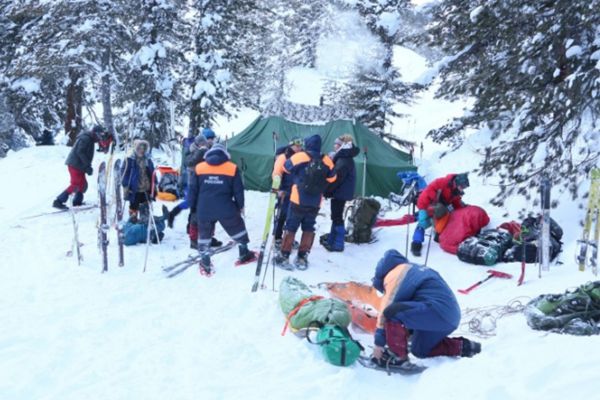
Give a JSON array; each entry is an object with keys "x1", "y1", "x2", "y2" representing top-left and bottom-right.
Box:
[
  {"x1": 204, "y1": 143, "x2": 230, "y2": 166},
  {"x1": 334, "y1": 144, "x2": 360, "y2": 161},
  {"x1": 304, "y1": 134, "x2": 322, "y2": 155},
  {"x1": 372, "y1": 249, "x2": 410, "y2": 293}
]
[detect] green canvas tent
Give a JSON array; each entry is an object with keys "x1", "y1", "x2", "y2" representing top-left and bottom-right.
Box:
[{"x1": 226, "y1": 116, "x2": 416, "y2": 197}]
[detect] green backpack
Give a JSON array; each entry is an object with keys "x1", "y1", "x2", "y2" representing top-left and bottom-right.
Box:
[{"x1": 307, "y1": 324, "x2": 364, "y2": 367}]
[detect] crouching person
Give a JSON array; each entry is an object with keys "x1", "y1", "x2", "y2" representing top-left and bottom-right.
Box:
[
  {"x1": 371, "y1": 249, "x2": 481, "y2": 369},
  {"x1": 123, "y1": 205, "x2": 168, "y2": 246},
  {"x1": 188, "y1": 143, "x2": 255, "y2": 274}
]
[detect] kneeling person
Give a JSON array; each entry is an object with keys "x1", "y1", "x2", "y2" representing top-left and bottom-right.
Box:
[
  {"x1": 188, "y1": 144, "x2": 255, "y2": 272},
  {"x1": 371, "y1": 249, "x2": 481, "y2": 368}
]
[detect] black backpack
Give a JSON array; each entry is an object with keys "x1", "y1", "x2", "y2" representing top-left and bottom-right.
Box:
[
  {"x1": 345, "y1": 198, "x2": 381, "y2": 243},
  {"x1": 503, "y1": 216, "x2": 563, "y2": 263},
  {"x1": 301, "y1": 155, "x2": 329, "y2": 195},
  {"x1": 457, "y1": 229, "x2": 514, "y2": 266}
]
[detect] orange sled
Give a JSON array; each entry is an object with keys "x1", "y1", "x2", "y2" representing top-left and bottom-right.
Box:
[{"x1": 325, "y1": 281, "x2": 382, "y2": 334}]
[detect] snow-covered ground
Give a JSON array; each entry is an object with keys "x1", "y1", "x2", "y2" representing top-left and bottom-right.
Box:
[{"x1": 2, "y1": 17, "x2": 598, "y2": 400}]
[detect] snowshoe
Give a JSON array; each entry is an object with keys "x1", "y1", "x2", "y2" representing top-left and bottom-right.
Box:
[
  {"x1": 199, "y1": 259, "x2": 214, "y2": 277},
  {"x1": 235, "y1": 251, "x2": 258, "y2": 267},
  {"x1": 358, "y1": 355, "x2": 426, "y2": 375}
]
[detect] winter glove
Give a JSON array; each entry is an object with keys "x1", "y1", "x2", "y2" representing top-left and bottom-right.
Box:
[
  {"x1": 86, "y1": 166, "x2": 93, "y2": 176},
  {"x1": 433, "y1": 203, "x2": 449, "y2": 219},
  {"x1": 374, "y1": 328, "x2": 386, "y2": 347}
]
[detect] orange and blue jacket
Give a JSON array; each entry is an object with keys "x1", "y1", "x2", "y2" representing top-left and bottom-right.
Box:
[
  {"x1": 188, "y1": 146, "x2": 244, "y2": 222},
  {"x1": 272, "y1": 145, "x2": 294, "y2": 194},
  {"x1": 283, "y1": 135, "x2": 336, "y2": 208}
]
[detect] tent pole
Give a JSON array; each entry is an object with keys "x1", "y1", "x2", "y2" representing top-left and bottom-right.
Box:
[{"x1": 362, "y1": 146, "x2": 368, "y2": 197}]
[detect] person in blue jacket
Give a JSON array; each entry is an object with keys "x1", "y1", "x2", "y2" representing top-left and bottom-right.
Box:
[
  {"x1": 322, "y1": 134, "x2": 360, "y2": 252},
  {"x1": 371, "y1": 249, "x2": 481, "y2": 368},
  {"x1": 122, "y1": 139, "x2": 155, "y2": 222},
  {"x1": 273, "y1": 134, "x2": 336, "y2": 270},
  {"x1": 188, "y1": 143, "x2": 255, "y2": 271}
]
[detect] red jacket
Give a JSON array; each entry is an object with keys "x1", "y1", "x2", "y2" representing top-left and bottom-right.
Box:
[{"x1": 417, "y1": 174, "x2": 464, "y2": 216}]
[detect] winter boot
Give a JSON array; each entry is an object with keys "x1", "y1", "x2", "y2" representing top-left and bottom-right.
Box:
[
  {"x1": 199, "y1": 252, "x2": 213, "y2": 276},
  {"x1": 210, "y1": 237, "x2": 223, "y2": 248},
  {"x1": 322, "y1": 225, "x2": 336, "y2": 251},
  {"x1": 72, "y1": 191, "x2": 84, "y2": 206},
  {"x1": 372, "y1": 321, "x2": 409, "y2": 368},
  {"x1": 155, "y1": 205, "x2": 169, "y2": 223},
  {"x1": 296, "y1": 231, "x2": 315, "y2": 270},
  {"x1": 332, "y1": 225, "x2": 345, "y2": 252},
  {"x1": 460, "y1": 338, "x2": 482, "y2": 357},
  {"x1": 167, "y1": 205, "x2": 182, "y2": 228},
  {"x1": 410, "y1": 241, "x2": 422, "y2": 257},
  {"x1": 53, "y1": 190, "x2": 69, "y2": 210},
  {"x1": 237, "y1": 243, "x2": 256, "y2": 264},
  {"x1": 129, "y1": 208, "x2": 138, "y2": 223},
  {"x1": 274, "y1": 239, "x2": 282, "y2": 252},
  {"x1": 274, "y1": 231, "x2": 295, "y2": 271}
]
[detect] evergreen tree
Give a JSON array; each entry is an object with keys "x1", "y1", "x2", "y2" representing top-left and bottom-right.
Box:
[{"x1": 426, "y1": 0, "x2": 600, "y2": 204}]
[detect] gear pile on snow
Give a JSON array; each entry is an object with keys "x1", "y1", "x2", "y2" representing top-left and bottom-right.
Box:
[
  {"x1": 525, "y1": 281, "x2": 600, "y2": 336},
  {"x1": 457, "y1": 229, "x2": 514, "y2": 266}
]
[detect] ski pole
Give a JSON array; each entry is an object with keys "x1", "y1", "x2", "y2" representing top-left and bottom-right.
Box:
[
  {"x1": 424, "y1": 227, "x2": 433, "y2": 267},
  {"x1": 362, "y1": 146, "x2": 368, "y2": 197},
  {"x1": 458, "y1": 270, "x2": 513, "y2": 295}
]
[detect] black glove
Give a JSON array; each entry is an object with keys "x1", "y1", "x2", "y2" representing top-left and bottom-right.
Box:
[
  {"x1": 433, "y1": 203, "x2": 449, "y2": 219},
  {"x1": 86, "y1": 166, "x2": 93, "y2": 176}
]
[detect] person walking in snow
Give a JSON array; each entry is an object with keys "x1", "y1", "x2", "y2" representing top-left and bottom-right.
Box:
[
  {"x1": 188, "y1": 143, "x2": 255, "y2": 271},
  {"x1": 371, "y1": 249, "x2": 481, "y2": 368},
  {"x1": 410, "y1": 173, "x2": 470, "y2": 257},
  {"x1": 322, "y1": 134, "x2": 360, "y2": 252},
  {"x1": 122, "y1": 140, "x2": 155, "y2": 222},
  {"x1": 53, "y1": 125, "x2": 112, "y2": 210},
  {"x1": 272, "y1": 137, "x2": 303, "y2": 250},
  {"x1": 273, "y1": 134, "x2": 336, "y2": 270}
]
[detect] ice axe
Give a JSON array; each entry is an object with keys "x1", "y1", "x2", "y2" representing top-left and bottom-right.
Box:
[{"x1": 458, "y1": 270, "x2": 513, "y2": 295}]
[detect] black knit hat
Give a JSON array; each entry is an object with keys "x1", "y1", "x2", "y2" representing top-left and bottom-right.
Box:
[{"x1": 454, "y1": 173, "x2": 470, "y2": 188}]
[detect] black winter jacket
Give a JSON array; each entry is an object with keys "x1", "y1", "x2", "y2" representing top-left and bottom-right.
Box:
[{"x1": 65, "y1": 131, "x2": 96, "y2": 172}]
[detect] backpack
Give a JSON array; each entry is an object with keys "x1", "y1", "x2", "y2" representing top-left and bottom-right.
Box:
[
  {"x1": 306, "y1": 324, "x2": 364, "y2": 366},
  {"x1": 457, "y1": 229, "x2": 514, "y2": 266},
  {"x1": 345, "y1": 198, "x2": 381, "y2": 243},
  {"x1": 301, "y1": 155, "x2": 329, "y2": 195},
  {"x1": 156, "y1": 167, "x2": 180, "y2": 201},
  {"x1": 503, "y1": 216, "x2": 563, "y2": 263}
]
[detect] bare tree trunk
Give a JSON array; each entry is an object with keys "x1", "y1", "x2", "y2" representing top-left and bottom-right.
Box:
[
  {"x1": 101, "y1": 47, "x2": 114, "y2": 137},
  {"x1": 65, "y1": 68, "x2": 83, "y2": 146}
]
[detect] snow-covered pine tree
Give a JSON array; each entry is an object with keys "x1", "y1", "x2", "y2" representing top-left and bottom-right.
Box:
[
  {"x1": 121, "y1": 0, "x2": 187, "y2": 148},
  {"x1": 330, "y1": 0, "x2": 418, "y2": 133},
  {"x1": 188, "y1": 0, "x2": 265, "y2": 134},
  {"x1": 427, "y1": 0, "x2": 600, "y2": 204},
  {"x1": 5, "y1": 0, "x2": 137, "y2": 145}
]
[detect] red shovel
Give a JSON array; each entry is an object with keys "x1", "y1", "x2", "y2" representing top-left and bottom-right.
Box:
[{"x1": 458, "y1": 270, "x2": 513, "y2": 295}]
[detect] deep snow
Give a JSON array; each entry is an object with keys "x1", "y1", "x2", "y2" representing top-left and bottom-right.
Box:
[{"x1": 1, "y1": 21, "x2": 598, "y2": 400}]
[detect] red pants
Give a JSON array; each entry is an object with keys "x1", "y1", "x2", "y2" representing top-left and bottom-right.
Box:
[{"x1": 66, "y1": 166, "x2": 88, "y2": 194}]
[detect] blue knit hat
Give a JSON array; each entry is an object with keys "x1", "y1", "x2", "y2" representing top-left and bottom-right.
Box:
[{"x1": 202, "y1": 127, "x2": 216, "y2": 140}]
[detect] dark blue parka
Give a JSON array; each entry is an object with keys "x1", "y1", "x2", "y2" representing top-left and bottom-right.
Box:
[
  {"x1": 372, "y1": 250, "x2": 461, "y2": 346},
  {"x1": 188, "y1": 145, "x2": 244, "y2": 222},
  {"x1": 122, "y1": 155, "x2": 155, "y2": 202},
  {"x1": 325, "y1": 144, "x2": 360, "y2": 201}
]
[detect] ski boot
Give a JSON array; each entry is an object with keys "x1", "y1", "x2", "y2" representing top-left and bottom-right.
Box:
[
  {"x1": 72, "y1": 191, "x2": 84, "y2": 207},
  {"x1": 53, "y1": 190, "x2": 69, "y2": 210}
]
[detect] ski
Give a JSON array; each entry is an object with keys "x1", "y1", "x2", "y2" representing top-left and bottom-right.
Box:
[
  {"x1": 164, "y1": 241, "x2": 235, "y2": 278},
  {"x1": 114, "y1": 159, "x2": 125, "y2": 267},
  {"x1": 251, "y1": 189, "x2": 279, "y2": 292},
  {"x1": 357, "y1": 355, "x2": 426, "y2": 376},
  {"x1": 66, "y1": 194, "x2": 83, "y2": 265},
  {"x1": 577, "y1": 169, "x2": 600, "y2": 274},
  {"x1": 23, "y1": 204, "x2": 97, "y2": 219},
  {"x1": 98, "y1": 162, "x2": 109, "y2": 273}
]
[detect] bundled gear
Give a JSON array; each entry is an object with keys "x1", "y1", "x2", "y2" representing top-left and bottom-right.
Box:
[
  {"x1": 123, "y1": 205, "x2": 168, "y2": 245},
  {"x1": 457, "y1": 229, "x2": 514, "y2": 266},
  {"x1": 301, "y1": 155, "x2": 329, "y2": 195},
  {"x1": 525, "y1": 281, "x2": 600, "y2": 335}
]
